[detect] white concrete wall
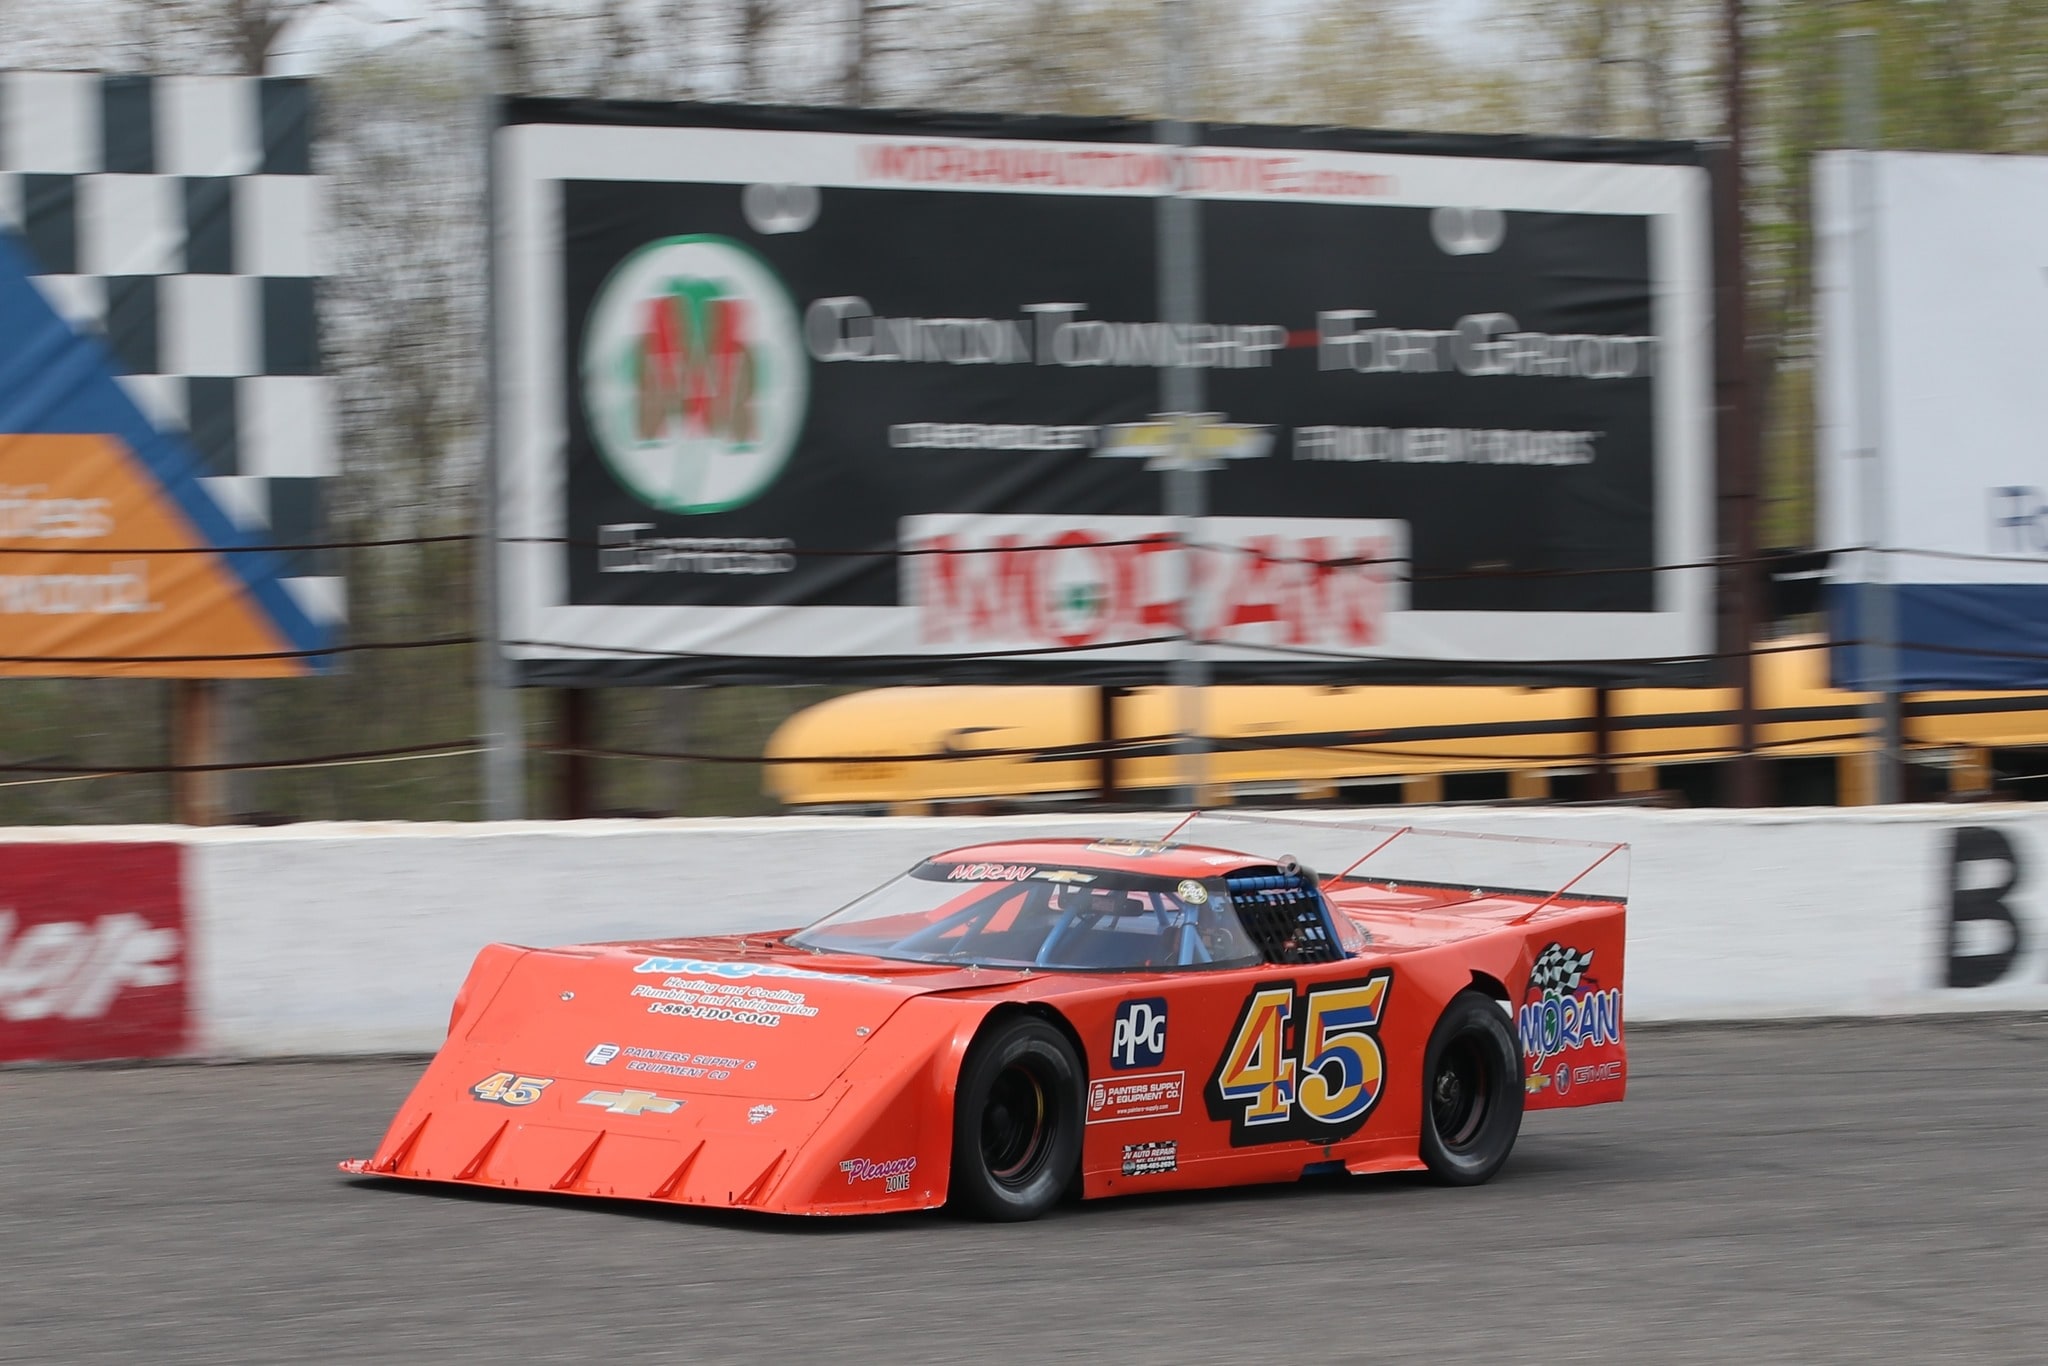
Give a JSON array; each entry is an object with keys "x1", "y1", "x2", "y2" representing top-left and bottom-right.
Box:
[
  {"x1": 14, "y1": 806, "x2": 2048, "y2": 1058},
  {"x1": 184, "y1": 815, "x2": 1172, "y2": 1054}
]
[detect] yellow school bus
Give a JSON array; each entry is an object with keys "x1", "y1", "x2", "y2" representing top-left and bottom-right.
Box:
[{"x1": 763, "y1": 638, "x2": 2048, "y2": 810}]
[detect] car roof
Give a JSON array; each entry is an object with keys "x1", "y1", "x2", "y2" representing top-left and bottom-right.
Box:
[{"x1": 926, "y1": 837, "x2": 1265, "y2": 878}]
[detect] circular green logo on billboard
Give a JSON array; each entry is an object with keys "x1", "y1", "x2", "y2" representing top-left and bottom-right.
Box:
[{"x1": 581, "y1": 235, "x2": 808, "y2": 515}]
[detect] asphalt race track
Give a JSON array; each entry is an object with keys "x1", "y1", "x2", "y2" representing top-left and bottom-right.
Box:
[{"x1": 3, "y1": 1018, "x2": 2045, "y2": 1365}]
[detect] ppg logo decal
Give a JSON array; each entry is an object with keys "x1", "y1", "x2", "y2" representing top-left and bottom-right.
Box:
[{"x1": 1110, "y1": 998, "x2": 1168, "y2": 1070}]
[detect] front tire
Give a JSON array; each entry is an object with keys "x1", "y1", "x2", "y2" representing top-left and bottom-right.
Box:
[
  {"x1": 949, "y1": 1014, "x2": 1082, "y2": 1221},
  {"x1": 1419, "y1": 990, "x2": 1524, "y2": 1185}
]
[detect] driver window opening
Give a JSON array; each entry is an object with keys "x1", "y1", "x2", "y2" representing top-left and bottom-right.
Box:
[
  {"x1": 791, "y1": 864, "x2": 1268, "y2": 971},
  {"x1": 1226, "y1": 872, "x2": 1345, "y2": 965}
]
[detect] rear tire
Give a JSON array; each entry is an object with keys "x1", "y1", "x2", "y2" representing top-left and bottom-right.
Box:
[
  {"x1": 949, "y1": 1014, "x2": 1082, "y2": 1221},
  {"x1": 1419, "y1": 990, "x2": 1524, "y2": 1186}
]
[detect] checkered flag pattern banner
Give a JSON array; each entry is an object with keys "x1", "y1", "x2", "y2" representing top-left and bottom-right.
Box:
[
  {"x1": 0, "y1": 70, "x2": 339, "y2": 624},
  {"x1": 1528, "y1": 943, "x2": 1594, "y2": 994}
]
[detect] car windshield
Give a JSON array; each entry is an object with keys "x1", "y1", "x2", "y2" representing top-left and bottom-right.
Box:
[{"x1": 789, "y1": 861, "x2": 1265, "y2": 970}]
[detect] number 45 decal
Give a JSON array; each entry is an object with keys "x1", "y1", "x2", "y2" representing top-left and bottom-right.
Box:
[
  {"x1": 1205, "y1": 971, "x2": 1392, "y2": 1146},
  {"x1": 471, "y1": 1072, "x2": 554, "y2": 1106}
]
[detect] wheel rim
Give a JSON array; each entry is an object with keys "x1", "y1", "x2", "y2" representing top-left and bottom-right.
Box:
[
  {"x1": 981, "y1": 1063, "x2": 1052, "y2": 1187},
  {"x1": 1431, "y1": 1036, "x2": 1491, "y2": 1151}
]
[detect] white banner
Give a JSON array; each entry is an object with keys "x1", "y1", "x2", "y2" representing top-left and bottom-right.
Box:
[
  {"x1": 1817, "y1": 149, "x2": 2048, "y2": 685},
  {"x1": 1818, "y1": 151, "x2": 2048, "y2": 581}
]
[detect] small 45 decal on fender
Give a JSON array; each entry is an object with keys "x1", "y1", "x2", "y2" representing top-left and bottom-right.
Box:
[
  {"x1": 1204, "y1": 971, "x2": 1392, "y2": 1146},
  {"x1": 471, "y1": 1072, "x2": 553, "y2": 1107}
]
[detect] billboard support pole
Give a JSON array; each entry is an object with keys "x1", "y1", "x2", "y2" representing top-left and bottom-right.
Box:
[
  {"x1": 169, "y1": 679, "x2": 223, "y2": 826},
  {"x1": 1097, "y1": 686, "x2": 1123, "y2": 804},
  {"x1": 1844, "y1": 29, "x2": 1902, "y2": 803},
  {"x1": 1590, "y1": 685, "x2": 1616, "y2": 800},
  {"x1": 1717, "y1": 0, "x2": 1765, "y2": 808},
  {"x1": 479, "y1": 0, "x2": 526, "y2": 820},
  {"x1": 557, "y1": 688, "x2": 594, "y2": 818},
  {"x1": 1159, "y1": 0, "x2": 1207, "y2": 809}
]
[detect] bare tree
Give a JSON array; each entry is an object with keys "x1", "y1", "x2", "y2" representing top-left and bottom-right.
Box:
[
  {"x1": 737, "y1": 0, "x2": 780, "y2": 101},
  {"x1": 1634, "y1": 1, "x2": 1679, "y2": 139},
  {"x1": 216, "y1": 0, "x2": 312, "y2": 74},
  {"x1": 1283, "y1": 1, "x2": 1536, "y2": 133},
  {"x1": 124, "y1": 0, "x2": 327, "y2": 75},
  {"x1": 660, "y1": 0, "x2": 699, "y2": 99},
  {"x1": 586, "y1": 0, "x2": 646, "y2": 96},
  {"x1": 842, "y1": 0, "x2": 910, "y2": 106},
  {"x1": 0, "y1": 0, "x2": 129, "y2": 68},
  {"x1": 1509, "y1": 0, "x2": 1716, "y2": 139},
  {"x1": 1571, "y1": 0, "x2": 1618, "y2": 135}
]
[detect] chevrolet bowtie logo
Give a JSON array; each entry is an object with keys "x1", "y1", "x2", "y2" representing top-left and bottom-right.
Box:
[{"x1": 579, "y1": 1088, "x2": 684, "y2": 1116}]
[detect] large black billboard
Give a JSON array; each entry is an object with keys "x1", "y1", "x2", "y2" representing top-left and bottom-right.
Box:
[{"x1": 496, "y1": 102, "x2": 1713, "y2": 685}]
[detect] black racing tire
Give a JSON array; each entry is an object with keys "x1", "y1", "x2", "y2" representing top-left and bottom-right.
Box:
[
  {"x1": 1419, "y1": 990, "x2": 1524, "y2": 1186},
  {"x1": 949, "y1": 1014, "x2": 1083, "y2": 1221}
]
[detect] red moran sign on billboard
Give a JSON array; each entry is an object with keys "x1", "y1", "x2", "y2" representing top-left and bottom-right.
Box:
[
  {"x1": 904, "y1": 515, "x2": 1406, "y2": 653},
  {"x1": 0, "y1": 843, "x2": 190, "y2": 1062}
]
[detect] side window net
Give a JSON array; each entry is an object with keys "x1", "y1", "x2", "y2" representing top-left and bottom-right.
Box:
[{"x1": 1224, "y1": 871, "x2": 1342, "y2": 965}]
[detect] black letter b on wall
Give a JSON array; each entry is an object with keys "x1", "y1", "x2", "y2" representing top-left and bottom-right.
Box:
[{"x1": 1948, "y1": 827, "x2": 2027, "y2": 989}]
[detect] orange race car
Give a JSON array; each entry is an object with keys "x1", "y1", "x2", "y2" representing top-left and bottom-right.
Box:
[{"x1": 343, "y1": 814, "x2": 1628, "y2": 1220}]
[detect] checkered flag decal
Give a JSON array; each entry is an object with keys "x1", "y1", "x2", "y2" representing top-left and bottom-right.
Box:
[
  {"x1": 1529, "y1": 942, "x2": 1594, "y2": 994},
  {"x1": 0, "y1": 70, "x2": 341, "y2": 627}
]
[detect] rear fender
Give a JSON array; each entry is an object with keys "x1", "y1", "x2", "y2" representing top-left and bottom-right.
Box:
[{"x1": 1511, "y1": 903, "x2": 1628, "y2": 1110}]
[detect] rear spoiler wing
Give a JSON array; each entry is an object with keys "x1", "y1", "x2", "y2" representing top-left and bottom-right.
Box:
[{"x1": 1156, "y1": 810, "x2": 1630, "y2": 914}]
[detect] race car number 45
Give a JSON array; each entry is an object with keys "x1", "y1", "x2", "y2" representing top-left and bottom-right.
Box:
[
  {"x1": 472, "y1": 1072, "x2": 553, "y2": 1106},
  {"x1": 1207, "y1": 971, "x2": 1392, "y2": 1146}
]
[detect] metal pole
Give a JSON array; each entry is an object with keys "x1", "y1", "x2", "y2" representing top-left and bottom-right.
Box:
[
  {"x1": 558, "y1": 687, "x2": 593, "y2": 818},
  {"x1": 170, "y1": 679, "x2": 223, "y2": 826},
  {"x1": 1590, "y1": 685, "x2": 1615, "y2": 801},
  {"x1": 479, "y1": 0, "x2": 526, "y2": 819},
  {"x1": 1097, "y1": 685, "x2": 1122, "y2": 804},
  {"x1": 1845, "y1": 29, "x2": 1902, "y2": 802},
  {"x1": 1158, "y1": 0, "x2": 1206, "y2": 808},
  {"x1": 1718, "y1": 0, "x2": 1765, "y2": 808}
]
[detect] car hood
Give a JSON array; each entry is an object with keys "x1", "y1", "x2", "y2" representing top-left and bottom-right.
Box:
[
  {"x1": 457, "y1": 934, "x2": 1010, "y2": 1102},
  {"x1": 344, "y1": 936, "x2": 1036, "y2": 1214}
]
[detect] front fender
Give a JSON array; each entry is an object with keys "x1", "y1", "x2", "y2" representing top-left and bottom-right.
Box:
[{"x1": 762, "y1": 993, "x2": 998, "y2": 1213}]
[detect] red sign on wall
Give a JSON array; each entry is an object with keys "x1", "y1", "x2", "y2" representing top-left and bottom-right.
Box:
[{"x1": 0, "y1": 843, "x2": 189, "y2": 1062}]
